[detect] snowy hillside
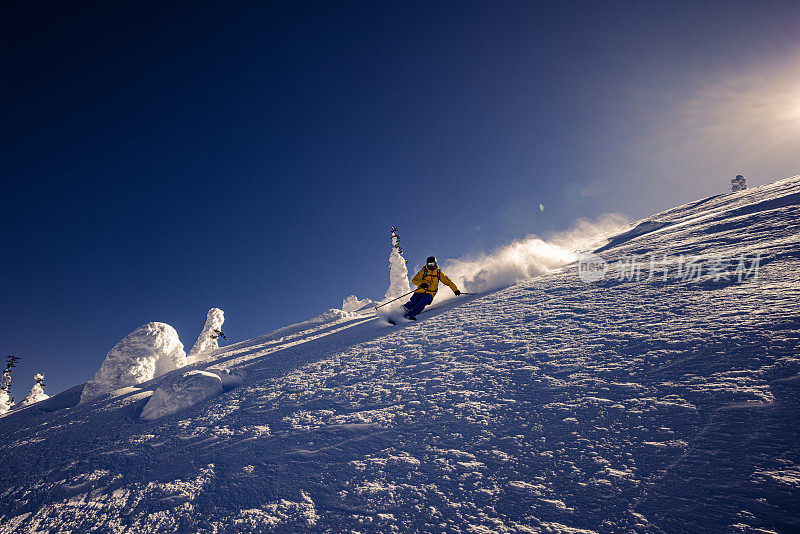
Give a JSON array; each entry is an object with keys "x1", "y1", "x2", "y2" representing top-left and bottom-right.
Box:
[{"x1": 1, "y1": 176, "x2": 799, "y2": 533}]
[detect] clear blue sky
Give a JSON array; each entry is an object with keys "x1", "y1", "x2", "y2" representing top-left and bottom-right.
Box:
[{"x1": 2, "y1": 1, "x2": 799, "y2": 395}]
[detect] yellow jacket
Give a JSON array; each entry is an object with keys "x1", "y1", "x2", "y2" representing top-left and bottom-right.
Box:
[{"x1": 412, "y1": 266, "x2": 459, "y2": 296}]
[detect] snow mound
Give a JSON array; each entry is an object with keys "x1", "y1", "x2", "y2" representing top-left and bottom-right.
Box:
[
  {"x1": 188, "y1": 308, "x2": 225, "y2": 363},
  {"x1": 81, "y1": 322, "x2": 187, "y2": 403},
  {"x1": 140, "y1": 368, "x2": 242, "y2": 420}
]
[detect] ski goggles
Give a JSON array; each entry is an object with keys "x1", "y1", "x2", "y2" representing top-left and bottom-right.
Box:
[{"x1": 427, "y1": 262, "x2": 437, "y2": 268}]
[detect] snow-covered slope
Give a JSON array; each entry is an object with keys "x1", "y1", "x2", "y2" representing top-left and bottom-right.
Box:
[{"x1": 1, "y1": 176, "x2": 799, "y2": 533}]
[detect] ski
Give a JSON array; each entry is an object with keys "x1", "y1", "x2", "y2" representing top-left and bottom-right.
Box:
[
  {"x1": 385, "y1": 293, "x2": 477, "y2": 325},
  {"x1": 386, "y1": 315, "x2": 416, "y2": 325}
]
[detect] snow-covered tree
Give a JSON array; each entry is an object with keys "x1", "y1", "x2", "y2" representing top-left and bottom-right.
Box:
[
  {"x1": 341, "y1": 295, "x2": 375, "y2": 312},
  {"x1": 732, "y1": 174, "x2": 748, "y2": 192},
  {"x1": 0, "y1": 356, "x2": 20, "y2": 415},
  {"x1": 0, "y1": 370, "x2": 13, "y2": 415},
  {"x1": 81, "y1": 322, "x2": 186, "y2": 402},
  {"x1": 385, "y1": 227, "x2": 411, "y2": 300},
  {"x1": 188, "y1": 308, "x2": 226, "y2": 363},
  {"x1": 20, "y1": 373, "x2": 49, "y2": 407}
]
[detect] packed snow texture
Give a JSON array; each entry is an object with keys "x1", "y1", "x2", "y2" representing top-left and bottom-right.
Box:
[
  {"x1": 140, "y1": 369, "x2": 242, "y2": 421},
  {"x1": 2, "y1": 175, "x2": 800, "y2": 533},
  {"x1": 80, "y1": 322, "x2": 187, "y2": 402},
  {"x1": 188, "y1": 308, "x2": 225, "y2": 363},
  {"x1": 19, "y1": 374, "x2": 48, "y2": 407},
  {"x1": 384, "y1": 247, "x2": 411, "y2": 300}
]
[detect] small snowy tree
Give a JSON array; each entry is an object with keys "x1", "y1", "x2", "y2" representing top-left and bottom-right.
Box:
[
  {"x1": 341, "y1": 295, "x2": 375, "y2": 312},
  {"x1": 731, "y1": 174, "x2": 748, "y2": 192},
  {"x1": 1, "y1": 356, "x2": 21, "y2": 415},
  {"x1": 188, "y1": 308, "x2": 226, "y2": 363},
  {"x1": 20, "y1": 373, "x2": 49, "y2": 407},
  {"x1": 0, "y1": 371, "x2": 13, "y2": 415},
  {"x1": 385, "y1": 227, "x2": 411, "y2": 300}
]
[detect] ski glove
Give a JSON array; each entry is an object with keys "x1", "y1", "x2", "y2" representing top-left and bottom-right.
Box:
[
  {"x1": 454, "y1": 290, "x2": 461, "y2": 296},
  {"x1": 419, "y1": 283, "x2": 429, "y2": 289}
]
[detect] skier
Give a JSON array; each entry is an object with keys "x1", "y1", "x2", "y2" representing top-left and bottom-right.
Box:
[{"x1": 402, "y1": 256, "x2": 461, "y2": 320}]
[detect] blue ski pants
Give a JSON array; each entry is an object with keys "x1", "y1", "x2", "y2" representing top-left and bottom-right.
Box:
[{"x1": 403, "y1": 292, "x2": 433, "y2": 318}]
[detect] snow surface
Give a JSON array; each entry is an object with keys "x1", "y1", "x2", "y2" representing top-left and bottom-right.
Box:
[
  {"x1": 141, "y1": 369, "x2": 242, "y2": 421},
  {"x1": 1, "y1": 176, "x2": 799, "y2": 533},
  {"x1": 80, "y1": 322, "x2": 187, "y2": 402},
  {"x1": 188, "y1": 308, "x2": 225, "y2": 363}
]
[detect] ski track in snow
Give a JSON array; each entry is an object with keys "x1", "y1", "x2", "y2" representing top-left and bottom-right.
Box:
[{"x1": 1, "y1": 176, "x2": 800, "y2": 533}]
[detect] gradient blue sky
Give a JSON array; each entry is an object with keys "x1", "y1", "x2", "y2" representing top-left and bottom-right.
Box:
[{"x1": 3, "y1": 1, "x2": 799, "y2": 395}]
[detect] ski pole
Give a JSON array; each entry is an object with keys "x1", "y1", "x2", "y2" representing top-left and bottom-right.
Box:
[{"x1": 375, "y1": 289, "x2": 417, "y2": 310}]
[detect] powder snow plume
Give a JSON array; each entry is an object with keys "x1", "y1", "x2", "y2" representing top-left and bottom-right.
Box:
[
  {"x1": 444, "y1": 213, "x2": 629, "y2": 293},
  {"x1": 546, "y1": 213, "x2": 630, "y2": 252}
]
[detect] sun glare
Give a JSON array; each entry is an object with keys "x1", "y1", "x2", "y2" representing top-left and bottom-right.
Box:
[{"x1": 628, "y1": 58, "x2": 800, "y2": 182}]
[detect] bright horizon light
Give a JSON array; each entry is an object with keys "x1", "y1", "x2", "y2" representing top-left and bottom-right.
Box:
[{"x1": 622, "y1": 56, "x2": 800, "y2": 185}]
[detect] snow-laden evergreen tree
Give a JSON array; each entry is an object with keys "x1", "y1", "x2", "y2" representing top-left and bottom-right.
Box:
[
  {"x1": 384, "y1": 227, "x2": 411, "y2": 300},
  {"x1": 341, "y1": 295, "x2": 375, "y2": 312},
  {"x1": 81, "y1": 323, "x2": 186, "y2": 402},
  {"x1": 732, "y1": 174, "x2": 748, "y2": 192},
  {"x1": 20, "y1": 373, "x2": 49, "y2": 407},
  {"x1": 188, "y1": 308, "x2": 226, "y2": 363},
  {"x1": 0, "y1": 370, "x2": 13, "y2": 415},
  {"x1": 0, "y1": 356, "x2": 20, "y2": 415}
]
